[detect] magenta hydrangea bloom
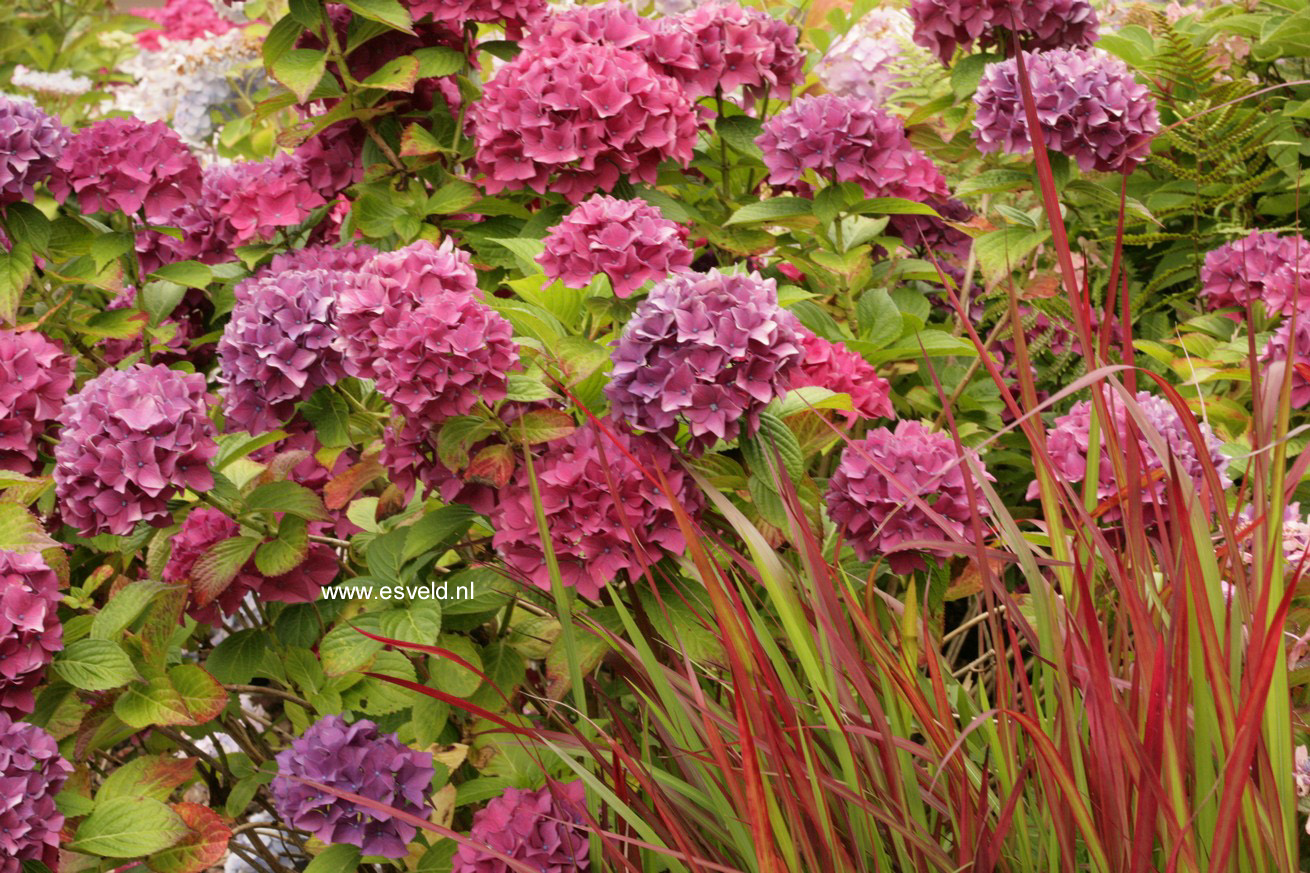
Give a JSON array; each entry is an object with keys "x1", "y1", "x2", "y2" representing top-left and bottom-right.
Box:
[
  {"x1": 910, "y1": 0, "x2": 1098, "y2": 65},
  {"x1": 133, "y1": 0, "x2": 236, "y2": 50},
  {"x1": 0, "y1": 96, "x2": 67, "y2": 205},
  {"x1": 1200, "y1": 231, "x2": 1310, "y2": 316},
  {"x1": 539, "y1": 195, "x2": 692, "y2": 297},
  {"x1": 492, "y1": 419, "x2": 701, "y2": 598},
  {"x1": 787, "y1": 329, "x2": 893, "y2": 423},
  {"x1": 51, "y1": 118, "x2": 202, "y2": 223},
  {"x1": 1026, "y1": 390, "x2": 1232, "y2": 520},
  {"x1": 0, "y1": 552, "x2": 62, "y2": 719},
  {"x1": 470, "y1": 39, "x2": 700, "y2": 202},
  {"x1": 757, "y1": 94, "x2": 950, "y2": 202},
  {"x1": 272, "y1": 714, "x2": 434, "y2": 859},
  {"x1": 292, "y1": 122, "x2": 365, "y2": 202},
  {"x1": 404, "y1": 0, "x2": 545, "y2": 36},
  {"x1": 0, "y1": 330, "x2": 74, "y2": 474},
  {"x1": 266, "y1": 242, "x2": 378, "y2": 276},
  {"x1": 1260, "y1": 317, "x2": 1310, "y2": 408},
  {"x1": 453, "y1": 781, "x2": 589, "y2": 873},
  {"x1": 218, "y1": 270, "x2": 349, "y2": 434},
  {"x1": 202, "y1": 154, "x2": 326, "y2": 247},
  {"x1": 973, "y1": 48, "x2": 1159, "y2": 174},
  {"x1": 54, "y1": 365, "x2": 218, "y2": 536},
  {"x1": 660, "y1": 1, "x2": 805, "y2": 102},
  {"x1": 607, "y1": 269, "x2": 803, "y2": 454},
  {"x1": 134, "y1": 199, "x2": 229, "y2": 275},
  {"x1": 0, "y1": 712, "x2": 71, "y2": 873},
  {"x1": 522, "y1": 2, "x2": 660, "y2": 53},
  {"x1": 826, "y1": 421, "x2": 993, "y2": 573}
]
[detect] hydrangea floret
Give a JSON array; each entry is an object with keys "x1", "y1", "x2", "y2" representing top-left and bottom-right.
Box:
[
  {"x1": 1200, "y1": 230, "x2": 1310, "y2": 316},
  {"x1": 0, "y1": 330, "x2": 74, "y2": 474}
]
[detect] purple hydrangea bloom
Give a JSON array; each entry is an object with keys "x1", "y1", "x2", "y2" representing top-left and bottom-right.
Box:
[
  {"x1": 272, "y1": 714, "x2": 434, "y2": 859},
  {"x1": 0, "y1": 552, "x2": 62, "y2": 719},
  {"x1": 973, "y1": 48, "x2": 1159, "y2": 174},
  {"x1": 539, "y1": 195, "x2": 692, "y2": 297},
  {"x1": 1026, "y1": 389, "x2": 1232, "y2": 520},
  {"x1": 825, "y1": 420, "x2": 993, "y2": 573},
  {"x1": 202, "y1": 154, "x2": 326, "y2": 247},
  {"x1": 134, "y1": 198, "x2": 229, "y2": 275},
  {"x1": 492, "y1": 418, "x2": 701, "y2": 598},
  {"x1": 1200, "y1": 231, "x2": 1310, "y2": 316},
  {"x1": 0, "y1": 96, "x2": 67, "y2": 205},
  {"x1": 1260, "y1": 317, "x2": 1310, "y2": 408},
  {"x1": 54, "y1": 364, "x2": 218, "y2": 536},
  {"x1": 606, "y1": 269, "x2": 803, "y2": 454},
  {"x1": 0, "y1": 712, "x2": 71, "y2": 873},
  {"x1": 453, "y1": 781, "x2": 589, "y2": 873},
  {"x1": 0, "y1": 330, "x2": 74, "y2": 474},
  {"x1": 218, "y1": 270, "x2": 350, "y2": 434},
  {"x1": 910, "y1": 0, "x2": 1098, "y2": 65},
  {"x1": 50, "y1": 118, "x2": 202, "y2": 223},
  {"x1": 757, "y1": 94, "x2": 950, "y2": 202},
  {"x1": 816, "y1": 8, "x2": 920, "y2": 104}
]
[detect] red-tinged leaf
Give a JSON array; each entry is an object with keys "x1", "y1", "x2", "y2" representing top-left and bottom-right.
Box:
[
  {"x1": 114, "y1": 665, "x2": 229, "y2": 729},
  {"x1": 465, "y1": 444, "x2": 514, "y2": 487},
  {"x1": 99, "y1": 754, "x2": 198, "y2": 802},
  {"x1": 516, "y1": 409, "x2": 576, "y2": 445},
  {"x1": 147, "y1": 803, "x2": 232, "y2": 873},
  {"x1": 260, "y1": 449, "x2": 313, "y2": 483},
  {"x1": 139, "y1": 584, "x2": 188, "y2": 668},
  {"x1": 190, "y1": 536, "x2": 259, "y2": 607},
  {"x1": 400, "y1": 122, "x2": 442, "y2": 157},
  {"x1": 323, "y1": 456, "x2": 384, "y2": 510}
]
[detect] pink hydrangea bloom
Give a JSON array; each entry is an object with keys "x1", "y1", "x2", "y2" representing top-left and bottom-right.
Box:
[
  {"x1": 51, "y1": 118, "x2": 203, "y2": 223},
  {"x1": 292, "y1": 122, "x2": 365, "y2": 202},
  {"x1": 973, "y1": 48, "x2": 1159, "y2": 174},
  {"x1": 492, "y1": 418, "x2": 701, "y2": 598},
  {"x1": 606, "y1": 269, "x2": 803, "y2": 454},
  {"x1": 404, "y1": 0, "x2": 545, "y2": 37},
  {"x1": 202, "y1": 154, "x2": 326, "y2": 247},
  {"x1": 826, "y1": 420, "x2": 993, "y2": 572},
  {"x1": 266, "y1": 242, "x2": 378, "y2": 276},
  {"x1": 1200, "y1": 231, "x2": 1310, "y2": 316},
  {"x1": 453, "y1": 781, "x2": 589, "y2": 873},
  {"x1": 659, "y1": 1, "x2": 805, "y2": 102},
  {"x1": 787, "y1": 329, "x2": 893, "y2": 422},
  {"x1": 54, "y1": 364, "x2": 218, "y2": 536},
  {"x1": 538, "y1": 195, "x2": 692, "y2": 297},
  {"x1": 133, "y1": 0, "x2": 236, "y2": 50},
  {"x1": 1260, "y1": 317, "x2": 1310, "y2": 408},
  {"x1": 0, "y1": 330, "x2": 74, "y2": 474},
  {"x1": 469, "y1": 39, "x2": 700, "y2": 202},
  {"x1": 757, "y1": 94, "x2": 950, "y2": 202},
  {"x1": 816, "y1": 8, "x2": 919, "y2": 104},
  {"x1": 910, "y1": 0, "x2": 1098, "y2": 65},
  {"x1": 522, "y1": 2, "x2": 660, "y2": 54},
  {"x1": 0, "y1": 96, "x2": 67, "y2": 205},
  {"x1": 0, "y1": 551, "x2": 62, "y2": 718},
  {"x1": 0, "y1": 713, "x2": 71, "y2": 873}
]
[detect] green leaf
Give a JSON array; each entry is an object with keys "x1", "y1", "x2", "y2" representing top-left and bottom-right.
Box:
[
  {"x1": 366, "y1": 527, "x2": 409, "y2": 584},
  {"x1": 113, "y1": 664, "x2": 229, "y2": 728},
  {"x1": 414, "y1": 46, "x2": 465, "y2": 77},
  {"x1": 140, "y1": 280, "x2": 187, "y2": 327},
  {"x1": 191, "y1": 535, "x2": 260, "y2": 608},
  {"x1": 0, "y1": 501, "x2": 58, "y2": 552},
  {"x1": 437, "y1": 416, "x2": 497, "y2": 470},
  {"x1": 301, "y1": 388, "x2": 352, "y2": 448},
  {"x1": 741, "y1": 410, "x2": 805, "y2": 483},
  {"x1": 3, "y1": 203, "x2": 51, "y2": 251},
  {"x1": 427, "y1": 179, "x2": 481, "y2": 215},
  {"x1": 716, "y1": 114, "x2": 764, "y2": 160},
  {"x1": 288, "y1": 0, "x2": 324, "y2": 28},
  {"x1": 378, "y1": 604, "x2": 442, "y2": 645},
  {"x1": 303, "y1": 844, "x2": 362, "y2": 873},
  {"x1": 402, "y1": 504, "x2": 477, "y2": 561},
  {"x1": 725, "y1": 198, "x2": 813, "y2": 226},
  {"x1": 429, "y1": 635, "x2": 482, "y2": 697},
  {"x1": 361, "y1": 55, "x2": 420, "y2": 91},
  {"x1": 98, "y1": 754, "x2": 196, "y2": 802},
  {"x1": 974, "y1": 227, "x2": 1051, "y2": 282},
  {"x1": 401, "y1": 123, "x2": 443, "y2": 157},
  {"x1": 515, "y1": 408, "x2": 577, "y2": 445},
  {"x1": 854, "y1": 329, "x2": 979, "y2": 364},
  {"x1": 490, "y1": 237, "x2": 545, "y2": 274},
  {"x1": 91, "y1": 579, "x2": 168, "y2": 640},
  {"x1": 255, "y1": 514, "x2": 310, "y2": 576},
  {"x1": 849, "y1": 197, "x2": 941, "y2": 217},
  {"x1": 205, "y1": 629, "x2": 268, "y2": 685},
  {"x1": 150, "y1": 260, "x2": 213, "y2": 290},
  {"x1": 146, "y1": 802, "x2": 233, "y2": 873},
  {"x1": 342, "y1": 0, "x2": 413, "y2": 32},
  {"x1": 69, "y1": 797, "x2": 187, "y2": 858},
  {"x1": 245, "y1": 481, "x2": 330, "y2": 520},
  {"x1": 955, "y1": 169, "x2": 1030, "y2": 197},
  {"x1": 90, "y1": 232, "x2": 133, "y2": 271},
  {"x1": 0, "y1": 244, "x2": 34, "y2": 324},
  {"x1": 271, "y1": 49, "x2": 327, "y2": 103},
  {"x1": 950, "y1": 51, "x2": 1001, "y2": 99},
  {"x1": 857, "y1": 288, "x2": 904, "y2": 349},
  {"x1": 320, "y1": 622, "x2": 383, "y2": 676},
  {"x1": 52, "y1": 639, "x2": 138, "y2": 691}
]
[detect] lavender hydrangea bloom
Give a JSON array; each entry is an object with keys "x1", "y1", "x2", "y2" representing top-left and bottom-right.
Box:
[
  {"x1": 0, "y1": 552, "x2": 62, "y2": 718},
  {"x1": 757, "y1": 94, "x2": 950, "y2": 202},
  {"x1": 0, "y1": 96, "x2": 67, "y2": 205},
  {"x1": 218, "y1": 270, "x2": 349, "y2": 434},
  {"x1": 816, "y1": 9, "x2": 921, "y2": 104},
  {"x1": 0, "y1": 330, "x2": 74, "y2": 474},
  {"x1": 54, "y1": 364, "x2": 218, "y2": 536},
  {"x1": 825, "y1": 421, "x2": 993, "y2": 573},
  {"x1": 1200, "y1": 231, "x2": 1310, "y2": 316},
  {"x1": 606, "y1": 269, "x2": 803, "y2": 454},
  {"x1": 453, "y1": 781, "x2": 589, "y2": 873},
  {"x1": 910, "y1": 0, "x2": 1098, "y2": 65},
  {"x1": 1260, "y1": 317, "x2": 1310, "y2": 408},
  {"x1": 0, "y1": 712, "x2": 71, "y2": 873},
  {"x1": 973, "y1": 48, "x2": 1159, "y2": 174},
  {"x1": 539, "y1": 195, "x2": 692, "y2": 297},
  {"x1": 272, "y1": 715, "x2": 434, "y2": 859}
]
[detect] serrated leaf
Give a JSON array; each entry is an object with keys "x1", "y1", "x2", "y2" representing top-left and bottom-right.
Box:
[
  {"x1": 245, "y1": 481, "x2": 329, "y2": 520},
  {"x1": 190, "y1": 535, "x2": 259, "y2": 607},
  {"x1": 342, "y1": 0, "x2": 413, "y2": 32},
  {"x1": 742, "y1": 411, "x2": 804, "y2": 483},
  {"x1": 0, "y1": 501, "x2": 57, "y2": 552},
  {"x1": 402, "y1": 504, "x2": 477, "y2": 561},
  {"x1": 254, "y1": 515, "x2": 310, "y2": 576},
  {"x1": 0, "y1": 244, "x2": 34, "y2": 325},
  {"x1": 99, "y1": 755, "x2": 196, "y2": 803},
  {"x1": 303, "y1": 844, "x2": 361, "y2": 873},
  {"x1": 90, "y1": 232, "x2": 133, "y2": 271},
  {"x1": 53, "y1": 639, "x2": 138, "y2": 690},
  {"x1": 301, "y1": 388, "x2": 352, "y2": 448},
  {"x1": 91, "y1": 579, "x2": 168, "y2": 640},
  {"x1": 850, "y1": 197, "x2": 941, "y2": 217},
  {"x1": 114, "y1": 664, "x2": 228, "y2": 728},
  {"x1": 147, "y1": 802, "x2": 232, "y2": 873},
  {"x1": 716, "y1": 114, "x2": 764, "y2": 160},
  {"x1": 401, "y1": 123, "x2": 443, "y2": 157},
  {"x1": 437, "y1": 415, "x2": 497, "y2": 471},
  {"x1": 466, "y1": 444, "x2": 515, "y2": 487},
  {"x1": 515, "y1": 409, "x2": 576, "y2": 445},
  {"x1": 428, "y1": 179, "x2": 480, "y2": 215},
  {"x1": 271, "y1": 49, "x2": 327, "y2": 103},
  {"x1": 725, "y1": 198, "x2": 813, "y2": 226},
  {"x1": 414, "y1": 46, "x2": 465, "y2": 77},
  {"x1": 149, "y1": 261, "x2": 212, "y2": 290},
  {"x1": 70, "y1": 797, "x2": 187, "y2": 858},
  {"x1": 320, "y1": 622, "x2": 383, "y2": 676},
  {"x1": 140, "y1": 280, "x2": 187, "y2": 327},
  {"x1": 361, "y1": 55, "x2": 420, "y2": 91},
  {"x1": 205, "y1": 629, "x2": 268, "y2": 685}
]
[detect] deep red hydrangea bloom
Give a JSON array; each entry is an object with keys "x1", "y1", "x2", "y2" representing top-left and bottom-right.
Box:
[
  {"x1": 0, "y1": 552, "x2": 62, "y2": 719},
  {"x1": 51, "y1": 118, "x2": 202, "y2": 223},
  {"x1": 0, "y1": 96, "x2": 67, "y2": 206},
  {"x1": 292, "y1": 122, "x2": 366, "y2": 202},
  {"x1": 787, "y1": 329, "x2": 893, "y2": 422},
  {"x1": 404, "y1": 0, "x2": 545, "y2": 37},
  {"x1": 659, "y1": 1, "x2": 805, "y2": 102},
  {"x1": 607, "y1": 269, "x2": 803, "y2": 454},
  {"x1": 469, "y1": 40, "x2": 700, "y2": 202},
  {"x1": 202, "y1": 155, "x2": 326, "y2": 247},
  {"x1": 0, "y1": 712, "x2": 71, "y2": 873},
  {"x1": 1200, "y1": 231, "x2": 1310, "y2": 316},
  {"x1": 133, "y1": 0, "x2": 236, "y2": 50},
  {"x1": 492, "y1": 418, "x2": 701, "y2": 597},
  {"x1": 266, "y1": 242, "x2": 378, "y2": 276},
  {"x1": 1260, "y1": 318, "x2": 1310, "y2": 408},
  {"x1": 453, "y1": 781, "x2": 589, "y2": 873},
  {"x1": 757, "y1": 95, "x2": 950, "y2": 202},
  {"x1": 272, "y1": 715, "x2": 434, "y2": 859},
  {"x1": 218, "y1": 270, "x2": 350, "y2": 434},
  {"x1": 54, "y1": 364, "x2": 218, "y2": 536},
  {"x1": 0, "y1": 330, "x2": 74, "y2": 474},
  {"x1": 826, "y1": 420, "x2": 993, "y2": 572},
  {"x1": 539, "y1": 195, "x2": 692, "y2": 297},
  {"x1": 100, "y1": 285, "x2": 213, "y2": 368},
  {"x1": 164, "y1": 507, "x2": 338, "y2": 623},
  {"x1": 910, "y1": 0, "x2": 1098, "y2": 65},
  {"x1": 973, "y1": 48, "x2": 1159, "y2": 174},
  {"x1": 1025, "y1": 389, "x2": 1232, "y2": 520}
]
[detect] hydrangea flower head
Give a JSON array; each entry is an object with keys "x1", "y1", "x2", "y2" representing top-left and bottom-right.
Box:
[
  {"x1": 54, "y1": 365, "x2": 218, "y2": 536},
  {"x1": 606, "y1": 269, "x2": 803, "y2": 454},
  {"x1": 470, "y1": 40, "x2": 700, "y2": 202},
  {"x1": 492, "y1": 419, "x2": 700, "y2": 598},
  {"x1": 0, "y1": 330, "x2": 74, "y2": 474},
  {"x1": 539, "y1": 195, "x2": 692, "y2": 297},
  {"x1": 1260, "y1": 317, "x2": 1310, "y2": 408},
  {"x1": 816, "y1": 8, "x2": 922, "y2": 104},
  {"x1": 787, "y1": 330, "x2": 893, "y2": 423},
  {"x1": 202, "y1": 154, "x2": 326, "y2": 246},
  {"x1": 272, "y1": 714, "x2": 434, "y2": 858},
  {"x1": 1200, "y1": 231, "x2": 1310, "y2": 316},
  {"x1": 133, "y1": 0, "x2": 237, "y2": 50},
  {"x1": 0, "y1": 712, "x2": 71, "y2": 873},
  {"x1": 453, "y1": 781, "x2": 589, "y2": 873},
  {"x1": 826, "y1": 421, "x2": 993, "y2": 572},
  {"x1": 0, "y1": 96, "x2": 67, "y2": 204},
  {"x1": 404, "y1": 0, "x2": 546, "y2": 37},
  {"x1": 973, "y1": 48, "x2": 1159, "y2": 174},
  {"x1": 267, "y1": 242, "x2": 378, "y2": 275},
  {"x1": 662, "y1": 1, "x2": 805, "y2": 102},
  {"x1": 910, "y1": 0, "x2": 1098, "y2": 65},
  {"x1": 521, "y1": 1, "x2": 657, "y2": 53},
  {"x1": 0, "y1": 552, "x2": 62, "y2": 718},
  {"x1": 10, "y1": 66, "x2": 92, "y2": 97},
  {"x1": 51, "y1": 118, "x2": 202, "y2": 223}
]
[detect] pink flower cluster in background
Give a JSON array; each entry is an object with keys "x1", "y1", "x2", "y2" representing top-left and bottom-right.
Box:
[
  {"x1": 1200, "y1": 230, "x2": 1310, "y2": 316},
  {"x1": 910, "y1": 0, "x2": 1098, "y2": 65},
  {"x1": 453, "y1": 781, "x2": 590, "y2": 873},
  {"x1": 0, "y1": 96, "x2": 66, "y2": 206}
]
